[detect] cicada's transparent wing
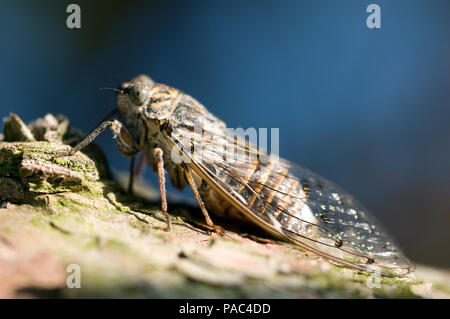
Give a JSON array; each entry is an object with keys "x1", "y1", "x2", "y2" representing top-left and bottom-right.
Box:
[
  {"x1": 262, "y1": 158, "x2": 413, "y2": 276},
  {"x1": 165, "y1": 125, "x2": 414, "y2": 277}
]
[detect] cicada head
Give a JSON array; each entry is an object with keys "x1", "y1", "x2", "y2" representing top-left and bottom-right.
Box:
[
  {"x1": 116, "y1": 74, "x2": 154, "y2": 115},
  {"x1": 117, "y1": 74, "x2": 179, "y2": 122}
]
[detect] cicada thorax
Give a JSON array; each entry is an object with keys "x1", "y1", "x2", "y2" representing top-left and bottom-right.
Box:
[
  {"x1": 140, "y1": 83, "x2": 226, "y2": 191},
  {"x1": 149, "y1": 85, "x2": 178, "y2": 111}
]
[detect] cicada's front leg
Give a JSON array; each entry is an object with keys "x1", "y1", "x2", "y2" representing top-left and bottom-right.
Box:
[
  {"x1": 109, "y1": 122, "x2": 138, "y2": 155},
  {"x1": 53, "y1": 118, "x2": 141, "y2": 194},
  {"x1": 108, "y1": 120, "x2": 142, "y2": 194},
  {"x1": 53, "y1": 118, "x2": 140, "y2": 158}
]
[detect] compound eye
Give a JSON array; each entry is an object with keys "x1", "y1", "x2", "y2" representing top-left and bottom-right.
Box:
[{"x1": 129, "y1": 83, "x2": 149, "y2": 105}]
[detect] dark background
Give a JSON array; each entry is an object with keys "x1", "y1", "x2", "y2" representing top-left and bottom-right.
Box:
[{"x1": 1, "y1": 0, "x2": 449, "y2": 268}]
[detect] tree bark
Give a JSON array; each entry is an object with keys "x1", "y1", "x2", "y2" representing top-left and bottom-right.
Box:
[{"x1": 0, "y1": 116, "x2": 449, "y2": 298}]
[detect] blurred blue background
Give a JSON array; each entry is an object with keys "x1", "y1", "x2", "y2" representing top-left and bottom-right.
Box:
[{"x1": 1, "y1": 0, "x2": 449, "y2": 268}]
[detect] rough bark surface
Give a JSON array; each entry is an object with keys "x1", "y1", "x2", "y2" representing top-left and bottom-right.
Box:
[{"x1": 0, "y1": 114, "x2": 449, "y2": 298}]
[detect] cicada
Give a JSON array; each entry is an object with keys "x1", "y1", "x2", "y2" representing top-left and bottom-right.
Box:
[{"x1": 54, "y1": 74, "x2": 413, "y2": 277}]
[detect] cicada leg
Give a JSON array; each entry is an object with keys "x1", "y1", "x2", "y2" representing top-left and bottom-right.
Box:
[
  {"x1": 184, "y1": 166, "x2": 224, "y2": 235},
  {"x1": 135, "y1": 151, "x2": 147, "y2": 177},
  {"x1": 53, "y1": 118, "x2": 140, "y2": 159},
  {"x1": 128, "y1": 151, "x2": 147, "y2": 194},
  {"x1": 53, "y1": 109, "x2": 118, "y2": 159},
  {"x1": 53, "y1": 117, "x2": 142, "y2": 196},
  {"x1": 128, "y1": 156, "x2": 136, "y2": 195},
  {"x1": 153, "y1": 148, "x2": 172, "y2": 231}
]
